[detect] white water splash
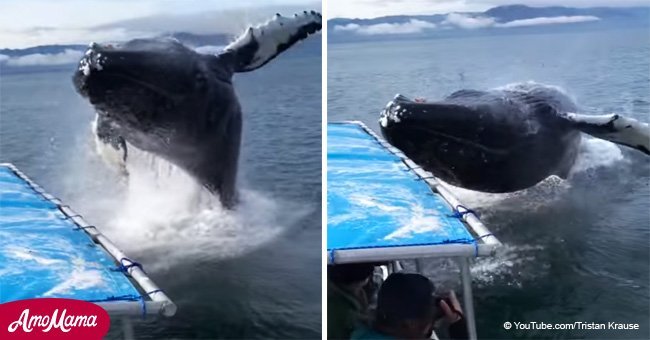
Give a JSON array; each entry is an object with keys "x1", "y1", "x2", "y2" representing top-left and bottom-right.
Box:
[
  {"x1": 434, "y1": 125, "x2": 628, "y2": 284},
  {"x1": 471, "y1": 244, "x2": 547, "y2": 287},
  {"x1": 68, "y1": 140, "x2": 308, "y2": 271},
  {"x1": 441, "y1": 134, "x2": 626, "y2": 214},
  {"x1": 407, "y1": 243, "x2": 546, "y2": 288},
  {"x1": 441, "y1": 175, "x2": 570, "y2": 215},
  {"x1": 571, "y1": 137, "x2": 625, "y2": 174}
]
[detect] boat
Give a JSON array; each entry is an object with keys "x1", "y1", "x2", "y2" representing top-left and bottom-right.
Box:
[
  {"x1": 327, "y1": 121, "x2": 501, "y2": 340},
  {"x1": 0, "y1": 163, "x2": 176, "y2": 336}
]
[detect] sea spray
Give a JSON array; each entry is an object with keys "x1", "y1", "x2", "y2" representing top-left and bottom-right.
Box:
[{"x1": 65, "y1": 137, "x2": 309, "y2": 270}]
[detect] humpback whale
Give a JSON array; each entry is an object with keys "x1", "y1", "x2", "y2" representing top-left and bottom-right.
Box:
[
  {"x1": 73, "y1": 11, "x2": 322, "y2": 208},
  {"x1": 379, "y1": 83, "x2": 649, "y2": 193}
]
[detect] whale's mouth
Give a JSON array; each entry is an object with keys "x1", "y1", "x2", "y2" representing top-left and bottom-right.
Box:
[
  {"x1": 380, "y1": 95, "x2": 507, "y2": 155},
  {"x1": 94, "y1": 73, "x2": 173, "y2": 98},
  {"x1": 81, "y1": 72, "x2": 177, "y2": 136},
  {"x1": 73, "y1": 41, "x2": 194, "y2": 108},
  {"x1": 379, "y1": 93, "x2": 524, "y2": 189},
  {"x1": 74, "y1": 48, "x2": 173, "y2": 105}
]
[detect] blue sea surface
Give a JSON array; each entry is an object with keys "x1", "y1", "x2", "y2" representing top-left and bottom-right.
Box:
[{"x1": 329, "y1": 29, "x2": 649, "y2": 339}]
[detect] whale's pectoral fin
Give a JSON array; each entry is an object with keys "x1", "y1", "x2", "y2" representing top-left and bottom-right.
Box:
[
  {"x1": 560, "y1": 112, "x2": 650, "y2": 155},
  {"x1": 220, "y1": 10, "x2": 321, "y2": 73},
  {"x1": 92, "y1": 114, "x2": 129, "y2": 174}
]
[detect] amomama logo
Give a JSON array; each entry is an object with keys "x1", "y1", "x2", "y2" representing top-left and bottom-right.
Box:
[{"x1": 0, "y1": 298, "x2": 110, "y2": 339}]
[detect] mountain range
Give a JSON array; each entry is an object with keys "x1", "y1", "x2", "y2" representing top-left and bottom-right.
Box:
[
  {"x1": 1, "y1": 4, "x2": 646, "y2": 63},
  {"x1": 0, "y1": 32, "x2": 319, "y2": 73},
  {"x1": 0, "y1": 32, "x2": 232, "y2": 58},
  {"x1": 329, "y1": 4, "x2": 650, "y2": 43}
]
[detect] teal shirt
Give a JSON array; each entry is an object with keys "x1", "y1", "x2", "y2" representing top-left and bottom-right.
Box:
[{"x1": 350, "y1": 325, "x2": 395, "y2": 340}]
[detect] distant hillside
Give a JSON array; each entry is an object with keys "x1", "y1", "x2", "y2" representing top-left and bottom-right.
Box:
[
  {"x1": 482, "y1": 4, "x2": 648, "y2": 21},
  {"x1": 0, "y1": 32, "x2": 319, "y2": 73},
  {"x1": 329, "y1": 5, "x2": 650, "y2": 43},
  {"x1": 0, "y1": 32, "x2": 231, "y2": 57}
]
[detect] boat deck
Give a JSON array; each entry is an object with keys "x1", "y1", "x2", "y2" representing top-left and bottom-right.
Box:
[
  {"x1": 327, "y1": 121, "x2": 502, "y2": 340},
  {"x1": 327, "y1": 121, "x2": 500, "y2": 263},
  {"x1": 0, "y1": 163, "x2": 175, "y2": 318}
]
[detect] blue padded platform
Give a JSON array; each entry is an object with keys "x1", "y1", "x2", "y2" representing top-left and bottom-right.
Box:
[
  {"x1": 0, "y1": 165, "x2": 141, "y2": 303},
  {"x1": 327, "y1": 123, "x2": 475, "y2": 259}
]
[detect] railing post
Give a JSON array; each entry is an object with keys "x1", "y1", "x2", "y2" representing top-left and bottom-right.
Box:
[{"x1": 459, "y1": 257, "x2": 477, "y2": 340}]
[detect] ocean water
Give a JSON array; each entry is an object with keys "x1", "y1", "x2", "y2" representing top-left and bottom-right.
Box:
[
  {"x1": 329, "y1": 29, "x2": 649, "y2": 339},
  {"x1": 0, "y1": 41, "x2": 321, "y2": 338}
]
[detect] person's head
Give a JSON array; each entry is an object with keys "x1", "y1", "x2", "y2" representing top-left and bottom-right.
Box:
[
  {"x1": 328, "y1": 263, "x2": 375, "y2": 289},
  {"x1": 374, "y1": 272, "x2": 436, "y2": 339}
]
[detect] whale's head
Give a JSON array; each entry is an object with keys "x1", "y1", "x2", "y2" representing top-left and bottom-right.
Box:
[
  {"x1": 379, "y1": 87, "x2": 583, "y2": 192},
  {"x1": 73, "y1": 39, "x2": 233, "y2": 154},
  {"x1": 379, "y1": 94, "x2": 496, "y2": 187}
]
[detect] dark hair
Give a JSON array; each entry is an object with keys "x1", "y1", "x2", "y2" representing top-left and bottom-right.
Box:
[
  {"x1": 375, "y1": 273, "x2": 435, "y2": 326},
  {"x1": 328, "y1": 263, "x2": 375, "y2": 285}
]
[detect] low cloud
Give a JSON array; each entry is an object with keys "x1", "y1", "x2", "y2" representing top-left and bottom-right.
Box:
[
  {"x1": 333, "y1": 23, "x2": 361, "y2": 32},
  {"x1": 497, "y1": 15, "x2": 600, "y2": 28},
  {"x1": 0, "y1": 44, "x2": 258, "y2": 68},
  {"x1": 443, "y1": 13, "x2": 601, "y2": 29},
  {"x1": 335, "y1": 13, "x2": 601, "y2": 36},
  {"x1": 443, "y1": 13, "x2": 495, "y2": 29},
  {"x1": 1, "y1": 49, "x2": 83, "y2": 67},
  {"x1": 334, "y1": 19, "x2": 436, "y2": 35}
]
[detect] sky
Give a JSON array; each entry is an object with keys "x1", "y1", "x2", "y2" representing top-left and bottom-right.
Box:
[
  {"x1": 328, "y1": 0, "x2": 650, "y2": 19},
  {"x1": 0, "y1": 0, "x2": 319, "y2": 48},
  {"x1": 0, "y1": 0, "x2": 645, "y2": 48}
]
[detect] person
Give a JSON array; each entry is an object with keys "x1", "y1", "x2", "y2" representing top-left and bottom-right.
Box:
[
  {"x1": 327, "y1": 263, "x2": 376, "y2": 339},
  {"x1": 351, "y1": 272, "x2": 468, "y2": 340}
]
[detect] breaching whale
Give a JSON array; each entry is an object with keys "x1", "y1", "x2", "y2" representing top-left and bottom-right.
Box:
[
  {"x1": 73, "y1": 11, "x2": 322, "y2": 208},
  {"x1": 379, "y1": 83, "x2": 650, "y2": 193}
]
